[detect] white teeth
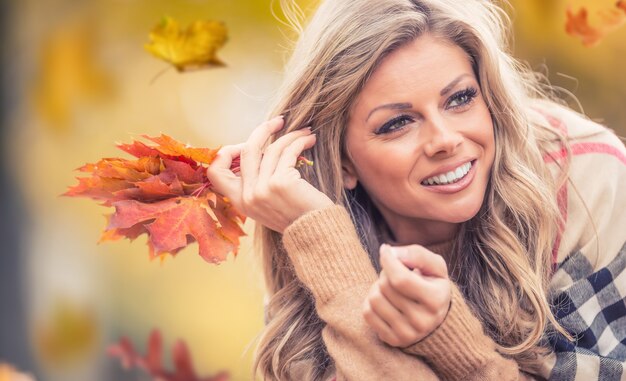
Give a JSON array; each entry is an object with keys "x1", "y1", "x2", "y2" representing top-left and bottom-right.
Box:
[
  {"x1": 422, "y1": 161, "x2": 472, "y2": 186},
  {"x1": 455, "y1": 167, "x2": 463, "y2": 178}
]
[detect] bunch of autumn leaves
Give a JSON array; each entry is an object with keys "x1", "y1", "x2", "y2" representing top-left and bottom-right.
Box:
[{"x1": 64, "y1": 134, "x2": 246, "y2": 264}]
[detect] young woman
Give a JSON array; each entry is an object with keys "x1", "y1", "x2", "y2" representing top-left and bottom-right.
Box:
[{"x1": 206, "y1": 0, "x2": 626, "y2": 380}]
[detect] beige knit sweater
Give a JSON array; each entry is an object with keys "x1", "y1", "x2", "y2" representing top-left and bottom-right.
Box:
[{"x1": 283, "y1": 206, "x2": 536, "y2": 381}]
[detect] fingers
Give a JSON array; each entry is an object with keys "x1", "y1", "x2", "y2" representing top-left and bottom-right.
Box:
[
  {"x1": 362, "y1": 303, "x2": 401, "y2": 346},
  {"x1": 378, "y1": 270, "x2": 430, "y2": 322},
  {"x1": 274, "y1": 133, "x2": 316, "y2": 174},
  {"x1": 379, "y1": 245, "x2": 444, "y2": 310},
  {"x1": 393, "y1": 245, "x2": 448, "y2": 278},
  {"x1": 206, "y1": 144, "x2": 244, "y2": 197},
  {"x1": 258, "y1": 127, "x2": 312, "y2": 180},
  {"x1": 240, "y1": 115, "x2": 285, "y2": 194},
  {"x1": 363, "y1": 287, "x2": 408, "y2": 347}
]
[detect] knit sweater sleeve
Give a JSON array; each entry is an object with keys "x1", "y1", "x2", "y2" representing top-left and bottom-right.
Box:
[
  {"x1": 402, "y1": 282, "x2": 539, "y2": 380},
  {"x1": 282, "y1": 205, "x2": 440, "y2": 381}
]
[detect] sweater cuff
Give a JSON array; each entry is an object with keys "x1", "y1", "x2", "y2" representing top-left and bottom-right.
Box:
[
  {"x1": 282, "y1": 205, "x2": 377, "y2": 304},
  {"x1": 404, "y1": 282, "x2": 495, "y2": 380}
]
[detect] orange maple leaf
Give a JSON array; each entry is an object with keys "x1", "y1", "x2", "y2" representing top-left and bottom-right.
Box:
[
  {"x1": 566, "y1": 2, "x2": 626, "y2": 46},
  {"x1": 108, "y1": 197, "x2": 239, "y2": 263},
  {"x1": 108, "y1": 329, "x2": 230, "y2": 381},
  {"x1": 144, "y1": 16, "x2": 228, "y2": 72}
]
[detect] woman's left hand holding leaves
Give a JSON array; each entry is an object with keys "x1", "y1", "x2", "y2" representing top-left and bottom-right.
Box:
[{"x1": 206, "y1": 116, "x2": 334, "y2": 233}]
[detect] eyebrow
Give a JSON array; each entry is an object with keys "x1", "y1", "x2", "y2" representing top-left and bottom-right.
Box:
[
  {"x1": 366, "y1": 102, "x2": 412, "y2": 121},
  {"x1": 439, "y1": 74, "x2": 472, "y2": 96},
  {"x1": 365, "y1": 73, "x2": 473, "y2": 122}
]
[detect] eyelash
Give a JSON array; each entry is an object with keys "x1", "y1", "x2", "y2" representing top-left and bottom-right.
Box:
[
  {"x1": 374, "y1": 87, "x2": 479, "y2": 135},
  {"x1": 446, "y1": 87, "x2": 478, "y2": 109},
  {"x1": 375, "y1": 115, "x2": 415, "y2": 135}
]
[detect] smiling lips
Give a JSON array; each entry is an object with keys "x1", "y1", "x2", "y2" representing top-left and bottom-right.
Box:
[{"x1": 421, "y1": 160, "x2": 474, "y2": 186}]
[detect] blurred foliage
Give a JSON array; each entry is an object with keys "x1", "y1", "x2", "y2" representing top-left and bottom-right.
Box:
[
  {"x1": 508, "y1": 0, "x2": 626, "y2": 136},
  {"x1": 33, "y1": 16, "x2": 114, "y2": 131},
  {"x1": 3, "y1": 1, "x2": 624, "y2": 380},
  {"x1": 32, "y1": 298, "x2": 99, "y2": 369}
]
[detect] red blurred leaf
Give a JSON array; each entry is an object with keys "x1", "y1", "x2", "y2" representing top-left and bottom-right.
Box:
[
  {"x1": 108, "y1": 330, "x2": 229, "y2": 381},
  {"x1": 566, "y1": 2, "x2": 626, "y2": 47}
]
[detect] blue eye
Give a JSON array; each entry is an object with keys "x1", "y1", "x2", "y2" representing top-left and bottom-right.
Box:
[
  {"x1": 446, "y1": 87, "x2": 478, "y2": 109},
  {"x1": 375, "y1": 115, "x2": 415, "y2": 135}
]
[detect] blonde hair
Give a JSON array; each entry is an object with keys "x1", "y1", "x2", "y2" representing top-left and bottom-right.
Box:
[{"x1": 254, "y1": 0, "x2": 571, "y2": 379}]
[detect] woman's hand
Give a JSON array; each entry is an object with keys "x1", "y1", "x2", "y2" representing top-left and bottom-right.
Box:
[
  {"x1": 206, "y1": 115, "x2": 334, "y2": 233},
  {"x1": 363, "y1": 244, "x2": 451, "y2": 348}
]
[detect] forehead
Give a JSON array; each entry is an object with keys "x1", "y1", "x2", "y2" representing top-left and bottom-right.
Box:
[{"x1": 352, "y1": 34, "x2": 475, "y2": 115}]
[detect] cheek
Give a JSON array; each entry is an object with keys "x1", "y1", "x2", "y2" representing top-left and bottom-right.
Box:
[{"x1": 352, "y1": 143, "x2": 414, "y2": 181}]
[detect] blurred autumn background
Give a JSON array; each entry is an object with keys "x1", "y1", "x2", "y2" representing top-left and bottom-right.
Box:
[{"x1": 0, "y1": 0, "x2": 624, "y2": 380}]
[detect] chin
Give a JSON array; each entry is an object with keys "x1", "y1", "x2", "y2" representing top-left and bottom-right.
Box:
[{"x1": 444, "y1": 200, "x2": 484, "y2": 223}]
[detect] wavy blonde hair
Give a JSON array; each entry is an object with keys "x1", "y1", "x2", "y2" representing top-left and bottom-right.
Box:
[{"x1": 253, "y1": 0, "x2": 572, "y2": 379}]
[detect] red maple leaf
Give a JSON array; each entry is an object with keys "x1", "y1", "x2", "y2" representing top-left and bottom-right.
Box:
[
  {"x1": 64, "y1": 134, "x2": 245, "y2": 264},
  {"x1": 108, "y1": 329, "x2": 230, "y2": 381}
]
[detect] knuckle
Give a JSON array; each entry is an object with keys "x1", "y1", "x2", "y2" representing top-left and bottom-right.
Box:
[
  {"x1": 242, "y1": 191, "x2": 262, "y2": 207},
  {"x1": 362, "y1": 304, "x2": 373, "y2": 320},
  {"x1": 368, "y1": 289, "x2": 386, "y2": 308},
  {"x1": 254, "y1": 188, "x2": 271, "y2": 203},
  {"x1": 409, "y1": 315, "x2": 426, "y2": 333},
  {"x1": 267, "y1": 177, "x2": 284, "y2": 193},
  {"x1": 434, "y1": 255, "x2": 448, "y2": 274},
  {"x1": 385, "y1": 335, "x2": 401, "y2": 347},
  {"x1": 406, "y1": 311, "x2": 423, "y2": 330},
  {"x1": 242, "y1": 192, "x2": 253, "y2": 206},
  {"x1": 390, "y1": 274, "x2": 412, "y2": 290},
  {"x1": 397, "y1": 327, "x2": 417, "y2": 345},
  {"x1": 240, "y1": 143, "x2": 256, "y2": 157},
  {"x1": 379, "y1": 278, "x2": 393, "y2": 295}
]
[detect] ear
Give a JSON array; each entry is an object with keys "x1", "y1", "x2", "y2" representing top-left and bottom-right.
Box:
[{"x1": 341, "y1": 157, "x2": 358, "y2": 190}]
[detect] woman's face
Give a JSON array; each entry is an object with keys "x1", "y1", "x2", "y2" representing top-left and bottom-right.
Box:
[{"x1": 344, "y1": 34, "x2": 495, "y2": 245}]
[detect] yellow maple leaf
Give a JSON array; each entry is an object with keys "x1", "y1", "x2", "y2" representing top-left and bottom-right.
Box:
[{"x1": 144, "y1": 16, "x2": 228, "y2": 72}]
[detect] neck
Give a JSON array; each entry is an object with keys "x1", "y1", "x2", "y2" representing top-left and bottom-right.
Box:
[{"x1": 384, "y1": 216, "x2": 459, "y2": 247}]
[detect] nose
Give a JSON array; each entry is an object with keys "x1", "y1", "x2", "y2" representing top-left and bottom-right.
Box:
[{"x1": 423, "y1": 117, "x2": 463, "y2": 157}]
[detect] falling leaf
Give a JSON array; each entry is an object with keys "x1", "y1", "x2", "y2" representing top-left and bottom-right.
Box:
[
  {"x1": 565, "y1": 2, "x2": 626, "y2": 46},
  {"x1": 144, "y1": 16, "x2": 228, "y2": 72},
  {"x1": 33, "y1": 17, "x2": 114, "y2": 131},
  {"x1": 0, "y1": 363, "x2": 36, "y2": 381},
  {"x1": 108, "y1": 329, "x2": 230, "y2": 381}
]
